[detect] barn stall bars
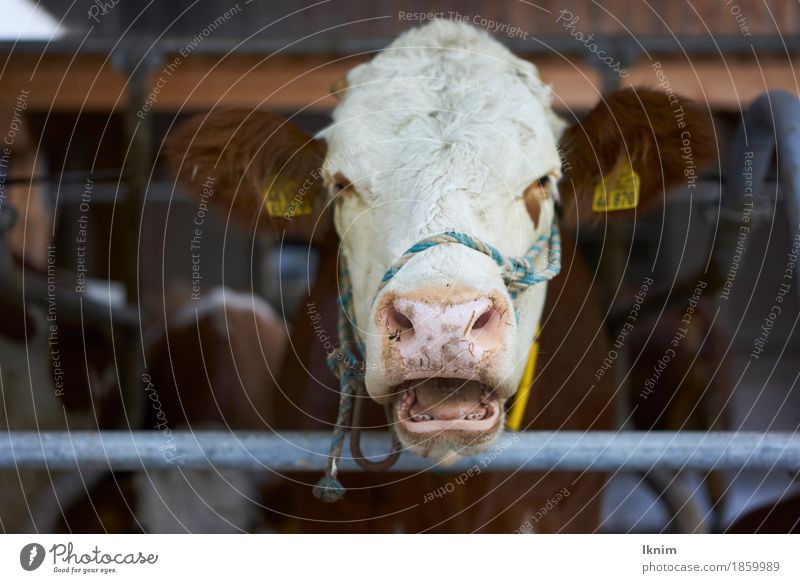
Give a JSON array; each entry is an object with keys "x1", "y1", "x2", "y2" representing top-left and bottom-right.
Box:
[{"x1": 0, "y1": 431, "x2": 798, "y2": 472}]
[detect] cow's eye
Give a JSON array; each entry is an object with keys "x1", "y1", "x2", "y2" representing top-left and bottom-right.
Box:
[
  {"x1": 525, "y1": 174, "x2": 552, "y2": 200},
  {"x1": 329, "y1": 172, "x2": 352, "y2": 195}
]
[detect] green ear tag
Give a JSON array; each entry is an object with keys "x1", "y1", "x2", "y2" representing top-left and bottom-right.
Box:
[
  {"x1": 264, "y1": 176, "x2": 313, "y2": 217},
  {"x1": 592, "y1": 158, "x2": 640, "y2": 212}
]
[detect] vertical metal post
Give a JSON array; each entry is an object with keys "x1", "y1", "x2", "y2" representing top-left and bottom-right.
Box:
[
  {"x1": 111, "y1": 43, "x2": 162, "y2": 427},
  {"x1": 717, "y1": 91, "x2": 800, "y2": 293}
]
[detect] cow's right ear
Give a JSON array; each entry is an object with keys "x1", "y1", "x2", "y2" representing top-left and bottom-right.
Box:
[
  {"x1": 165, "y1": 109, "x2": 327, "y2": 234},
  {"x1": 556, "y1": 87, "x2": 715, "y2": 227}
]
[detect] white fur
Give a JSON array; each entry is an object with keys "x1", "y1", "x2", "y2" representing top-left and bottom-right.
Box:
[
  {"x1": 171, "y1": 287, "x2": 279, "y2": 337},
  {"x1": 322, "y1": 21, "x2": 562, "y2": 401}
]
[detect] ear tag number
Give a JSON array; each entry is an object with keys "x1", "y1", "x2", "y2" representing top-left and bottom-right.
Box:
[
  {"x1": 264, "y1": 175, "x2": 312, "y2": 217},
  {"x1": 592, "y1": 158, "x2": 640, "y2": 212}
]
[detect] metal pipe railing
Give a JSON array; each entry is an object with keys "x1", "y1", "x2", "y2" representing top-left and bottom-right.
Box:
[{"x1": 0, "y1": 431, "x2": 797, "y2": 472}]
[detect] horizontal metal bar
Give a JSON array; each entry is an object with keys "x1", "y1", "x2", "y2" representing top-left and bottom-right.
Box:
[{"x1": 0, "y1": 431, "x2": 798, "y2": 473}]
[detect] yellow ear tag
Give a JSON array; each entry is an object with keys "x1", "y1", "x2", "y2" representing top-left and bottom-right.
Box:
[
  {"x1": 264, "y1": 175, "x2": 313, "y2": 218},
  {"x1": 592, "y1": 158, "x2": 640, "y2": 212}
]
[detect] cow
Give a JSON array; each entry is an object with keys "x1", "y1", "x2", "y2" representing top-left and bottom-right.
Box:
[
  {"x1": 55, "y1": 286, "x2": 288, "y2": 533},
  {"x1": 134, "y1": 287, "x2": 287, "y2": 533},
  {"x1": 165, "y1": 20, "x2": 715, "y2": 532}
]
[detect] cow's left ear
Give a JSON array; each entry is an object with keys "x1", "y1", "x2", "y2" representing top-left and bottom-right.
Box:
[
  {"x1": 165, "y1": 109, "x2": 327, "y2": 236},
  {"x1": 557, "y1": 87, "x2": 715, "y2": 226}
]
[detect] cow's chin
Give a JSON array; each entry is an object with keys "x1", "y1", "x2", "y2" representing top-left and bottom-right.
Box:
[{"x1": 391, "y1": 378, "x2": 505, "y2": 463}]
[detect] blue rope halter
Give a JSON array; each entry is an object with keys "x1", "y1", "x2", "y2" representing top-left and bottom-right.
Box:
[{"x1": 312, "y1": 223, "x2": 562, "y2": 502}]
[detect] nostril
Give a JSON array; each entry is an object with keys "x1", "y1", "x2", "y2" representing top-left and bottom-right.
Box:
[
  {"x1": 468, "y1": 305, "x2": 502, "y2": 348},
  {"x1": 393, "y1": 309, "x2": 413, "y2": 330},
  {"x1": 472, "y1": 308, "x2": 495, "y2": 330},
  {"x1": 388, "y1": 307, "x2": 414, "y2": 332}
]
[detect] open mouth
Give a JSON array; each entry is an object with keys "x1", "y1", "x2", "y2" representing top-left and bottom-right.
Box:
[{"x1": 394, "y1": 378, "x2": 501, "y2": 433}]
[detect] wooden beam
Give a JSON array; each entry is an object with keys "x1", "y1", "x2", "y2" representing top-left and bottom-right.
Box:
[
  {"x1": 625, "y1": 56, "x2": 800, "y2": 110},
  {"x1": 0, "y1": 53, "x2": 796, "y2": 114}
]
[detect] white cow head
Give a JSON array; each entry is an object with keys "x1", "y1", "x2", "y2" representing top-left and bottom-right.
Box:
[
  {"x1": 323, "y1": 22, "x2": 562, "y2": 461},
  {"x1": 168, "y1": 20, "x2": 713, "y2": 461}
]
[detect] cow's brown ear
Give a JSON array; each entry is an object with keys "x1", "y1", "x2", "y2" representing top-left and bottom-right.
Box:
[
  {"x1": 557, "y1": 87, "x2": 715, "y2": 227},
  {"x1": 165, "y1": 109, "x2": 326, "y2": 235}
]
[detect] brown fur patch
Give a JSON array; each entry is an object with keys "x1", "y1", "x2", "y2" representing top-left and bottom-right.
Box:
[
  {"x1": 558, "y1": 87, "x2": 715, "y2": 227},
  {"x1": 523, "y1": 177, "x2": 550, "y2": 227}
]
